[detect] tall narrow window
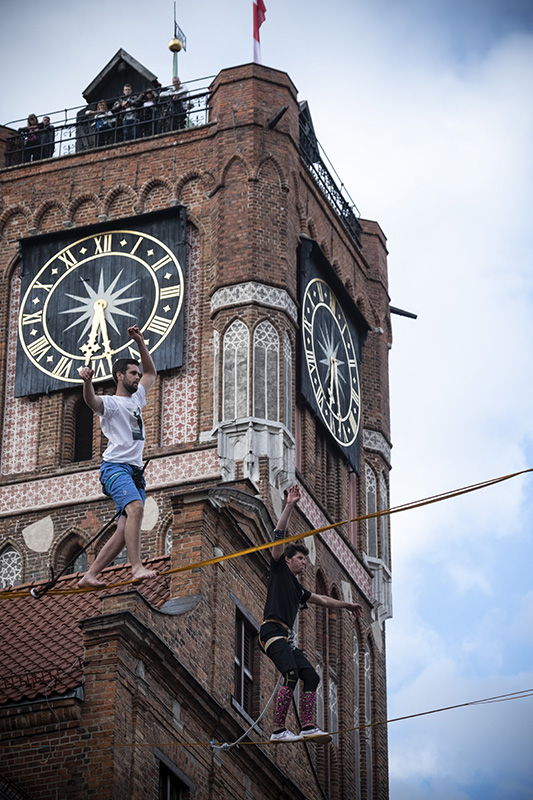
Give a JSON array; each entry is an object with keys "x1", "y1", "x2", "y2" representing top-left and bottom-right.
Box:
[
  {"x1": 234, "y1": 610, "x2": 257, "y2": 718},
  {"x1": 0, "y1": 545, "x2": 23, "y2": 588},
  {"x1": 223, "y1": 320, "x2": 249, "y2": 420},
  {"x1": 74, "y1": 400, "x2": 94, "y2": 461},
  {"x1": 365, "y1": 464, "x2": 378, "y2": 557},
  {"x1": 253, "y1": 321, "x2": 279, "y2": 421},
  {"x1": 379, "y1": 472, "x2": 390, "y2": 566},
  {"x1": 354, "y1": 633, "x2": 362, "y2": 800},
  {"x1": 55, "y1": 534, "x2": 87, "y2": 575},
  {"x1": 364, "y1": 641, "x2": 373, "y2": 799},
  {"x1": 283, "y1": 332, "x2": 292, "y2": 429}
]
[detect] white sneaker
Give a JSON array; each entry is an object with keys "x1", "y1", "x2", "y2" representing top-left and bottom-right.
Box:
[
  {"x1": 300, "y1": 727, "x2": 332, "y2": 742},
  {"x1": 269, "y1": 729, "x2": 302, "y2": 742}
]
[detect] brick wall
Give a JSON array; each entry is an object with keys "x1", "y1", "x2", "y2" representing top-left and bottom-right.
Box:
[{"x1": 0, "y1": 62, "x2": 391, "y2": 798}]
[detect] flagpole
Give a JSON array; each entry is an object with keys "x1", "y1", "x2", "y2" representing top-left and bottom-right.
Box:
[{"x1": 253, "y1": 0, "x2": 267, "y2": 64}]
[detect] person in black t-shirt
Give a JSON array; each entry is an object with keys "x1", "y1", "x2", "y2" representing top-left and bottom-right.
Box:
[{"x1": 260, "y1": 485, "x2": 363, "y2": 742}]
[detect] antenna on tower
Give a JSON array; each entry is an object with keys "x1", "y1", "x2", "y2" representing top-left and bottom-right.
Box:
[{"x1": 168, "y1": 1, "x2": 187, "y2": 78}]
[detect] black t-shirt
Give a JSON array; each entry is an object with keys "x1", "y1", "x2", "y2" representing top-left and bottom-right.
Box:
[{"x1": 263, "y1": 555, "x2": 311, "y2": 628}]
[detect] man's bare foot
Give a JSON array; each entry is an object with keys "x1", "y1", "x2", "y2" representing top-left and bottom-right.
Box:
[
  {"x1": 77, "y1": 574, "x2": 107, "y2": 589},
  {"x1": 131, "y1": 565, "x2": 158, "y2": 583}
]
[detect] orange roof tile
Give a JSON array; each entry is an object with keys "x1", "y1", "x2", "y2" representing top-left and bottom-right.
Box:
[{"x1": 0, "y1": 557, "x2": 170, "y2": 704}]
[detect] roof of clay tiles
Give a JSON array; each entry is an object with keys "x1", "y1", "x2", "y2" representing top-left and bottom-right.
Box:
[{"x1": 0, "y1": 557, "x2": 170, "y2": 705}]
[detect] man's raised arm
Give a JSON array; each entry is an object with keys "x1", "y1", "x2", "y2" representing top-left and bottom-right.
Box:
[{"x1": 271, "y1": 484, "x2": 300, "y2": 561}]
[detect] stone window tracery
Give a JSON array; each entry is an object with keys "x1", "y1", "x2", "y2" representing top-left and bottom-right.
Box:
[
  {"x1": 223, "y1": 320, "x2": 249, "y2": 421},
  {"x1": 253, "y1": 321, "x2": 279, "y2": 421},
  {"x1": 0, "y1": 545, "x2": 23, "y2": 588},
  {"x1": 283, "y1": 333, "x2": 292, "y2": 430},
  {"x1": 365, "y1": 464, "x2": 378, "y2": 557}
]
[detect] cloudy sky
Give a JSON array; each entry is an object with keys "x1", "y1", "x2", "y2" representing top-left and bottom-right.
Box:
[{"x1": 2, "y1": 1, "x2": 533, "y2": 797}]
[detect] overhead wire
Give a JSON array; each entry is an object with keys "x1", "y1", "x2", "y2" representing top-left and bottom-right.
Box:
[{"x1": 2, "y1": 466, "x2": 531, "y2": 601}]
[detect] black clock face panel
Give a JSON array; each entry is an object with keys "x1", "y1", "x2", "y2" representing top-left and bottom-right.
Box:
[
  {"x1": 302, "y1": 278, "x2": 361, "y2": 447},
  {"x1": 15, "y1": 208, "x2": 187, "y2": 397},
  {"x1": 298, "y1": 238, "x2": 368, "y2": 473}
]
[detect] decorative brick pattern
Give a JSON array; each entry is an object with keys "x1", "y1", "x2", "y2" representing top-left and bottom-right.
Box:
[
  {"x1": 211, "y1": 281, "x2": 298, "y2": 323},
  {"x1": 298, "y1": 482, "x2": 372, "y2": 596},
  {"x1": 364, "y1": 428, "x2": 392, "y2": 464},
  {"x1": 1, "y1": 271, "x2": 39, "y2": 475},
  {"x1": 161, "y1": 226, "x2": 201, "y2": 445},
  {"x1": 0, "y1": 449, "x2": 220, "y2": 516}
]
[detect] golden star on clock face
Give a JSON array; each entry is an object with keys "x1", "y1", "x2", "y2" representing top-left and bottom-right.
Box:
[
  {"x1": 302, "y1": 278, "x2": 361, "y2": 447},
  {"x1": 18, "y1": 228, "x2": 184, "y2": 384}
]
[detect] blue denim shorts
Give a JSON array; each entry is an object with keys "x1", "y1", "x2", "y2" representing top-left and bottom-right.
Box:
[{"x1": 100, "y1": 462, "x2": 146, "y2": 516}]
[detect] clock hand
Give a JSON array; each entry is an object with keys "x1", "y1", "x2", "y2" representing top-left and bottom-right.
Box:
[
  {"x1": 96, "y1": 300, "x2": 115, "y2": 373},
  {"x1": 333, "y1": 358, "x2": 342, "y2": 415},
  {"x1": 80, "y1": 300, "x2": 104, "y2": 364},
  {"x1": 328, "y1": 356, "x2": 335, "y2": 408},
  {"x1": 80, "y1": 299, "x2": 113, "y2": 370}
]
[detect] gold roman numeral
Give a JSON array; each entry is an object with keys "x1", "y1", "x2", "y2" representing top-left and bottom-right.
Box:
[
  {"x1": 146, "y1": 315, "x2": 171, "y2": 335},
  {"x1": 56, "y1": 249, "x2": 78, "y2": 269},
  {"x1": 93, "y1": 234, "x2": 112, "y2": 254},
  {"x1": 52, "y1": 356, "x2": 73, "y2": 378},
  {"x1": 27, "y1": 336, "x2": 51, "y2": 361},
  {"x1": 160, "y1": 285, "x2": 181, "y2": 299},
  {"x1": 21, "y1": 311, "x2": 43, "y2": 325},
  {"x1": 151, "y1": 254, "x2": 172, "y2": 272}
]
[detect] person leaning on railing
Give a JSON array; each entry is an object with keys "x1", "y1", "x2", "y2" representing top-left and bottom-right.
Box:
[
  {"x1": 138, "y1": 88, "x2": 159, "y2": 138},
  {"x1": 158, "y1": 77, "x2": 191, "y2": 133},
  {"x1": 85, "y1": 101, "x2": 115, "y2": 147},
  {"x1": 41, "y1": 116, "x2": 55, "y2": 159},
  {"x1": 112, "y1": 84, "x2": 142, "y2": 142},
  {"x1": 18, "y1": 114, "x2": 42, "y2": 163}
]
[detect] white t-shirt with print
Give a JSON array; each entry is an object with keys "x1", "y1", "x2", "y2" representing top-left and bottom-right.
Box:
[{"x1": 98, "y1": 384, "x2": 146, "y2": 467}]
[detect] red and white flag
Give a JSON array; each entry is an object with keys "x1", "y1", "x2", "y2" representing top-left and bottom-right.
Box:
[{"x1": 253, "y1": 0, "x2": 267, "y2": 63}]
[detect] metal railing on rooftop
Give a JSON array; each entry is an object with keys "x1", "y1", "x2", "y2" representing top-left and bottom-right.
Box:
[
  {"x1": 3, "y1": 79, "x2": 212, "y2": 167},
  {"x1": 299, "y1": 116, "x2": 362, "y2": 248}
]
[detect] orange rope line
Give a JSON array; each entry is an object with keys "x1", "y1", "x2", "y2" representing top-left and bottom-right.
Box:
[{"x1": 1, "y1": 467, "x2": 531, "y2": 601}]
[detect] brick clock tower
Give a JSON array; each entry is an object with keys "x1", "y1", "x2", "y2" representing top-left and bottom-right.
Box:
[{"x1": 0, "y1": 60, "x2": 392, "y2": 800}]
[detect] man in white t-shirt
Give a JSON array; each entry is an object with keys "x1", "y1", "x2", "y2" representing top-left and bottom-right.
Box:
[{"x1": 77, "y1": 325, "x2": 158, "y2": 589}]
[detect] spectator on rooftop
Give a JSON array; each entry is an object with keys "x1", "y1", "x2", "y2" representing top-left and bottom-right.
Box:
[
  {"x1": 19, "y1": 114, "x2": 42, "y2": 163},
  {"x1": 112, "y1": 84, "x2": 141, "y2": 142},
  {"x1": 158, "y1": 76, "x2": 191, "y2": 132},
  {"x1": 41, "y1": 116, "x2": 55, "y2": 159}
]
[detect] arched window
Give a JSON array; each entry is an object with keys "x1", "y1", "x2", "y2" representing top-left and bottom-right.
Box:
[
  {"x1": 0, "y1": 545, "x2": 23, "y2": 588},
  {"x1": 223, "y1": 320, "x2": 249, "y2": 420},
  {"x1": 283, "y1": 333, "x2": 292, "y2": 429},
  {"x1": 55, "y1": 534, "x2": 88, "y2": 575},
  {"x1": 379, "y1": 472, "x2": 390, "y2": 566},
  {"x1": 364, "y1": 641, "x2": 373, "y2": 799},
  {"x1": 365, "y1": 464, "x2": 378, "y2": 557},
  {"x1": 74, "y1": 400, "x2": 94, "y2": 462},
  {"x1": 253, "y1": 321, "x2": 279, "y2": 421},
  {"x1": 164, "y1": 525, "x2": 173, "y2": 555}
]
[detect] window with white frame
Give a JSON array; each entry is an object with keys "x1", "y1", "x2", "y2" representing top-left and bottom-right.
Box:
[
  {"x1": 283, "y1": 332, "x2": 292, "y2": 429},
  {"x1": 354, "y1": 633, "x2": 362, "y2": 800},
  {"x1": 365, "y1": 464, "x2": 378, "y2": 557},
  {"x1": 0, "y1": 545, "x2": 22, "y2": 588},
  {"x1": 253, "y1": 321, "x2": 279, "y2": 421},
  {"x1": 379, "y1": 472, "x2": 389, "y2": 566},
  {"x1": 364, "y1": 642, "x2": 373, "y2": 799},
  {"x1": 234, "y1": 608, "x2": 257, "y2": 719},
  {"x1": 223, "y1": 320, "x2": 249, "y2": 420}
]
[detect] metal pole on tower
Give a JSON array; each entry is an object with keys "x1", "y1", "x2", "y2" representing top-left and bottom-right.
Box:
[{"x1": 168, "y1": 1, "x2": 187, "y2": 78}]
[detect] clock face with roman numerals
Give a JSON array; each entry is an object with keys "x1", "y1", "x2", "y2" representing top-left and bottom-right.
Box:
[
  {"x1": 302, "y1": 277, "x2": 361, "y2": 448},
  {"x1": 15, "y1": 213, "x2": 186, "y2": 396}
]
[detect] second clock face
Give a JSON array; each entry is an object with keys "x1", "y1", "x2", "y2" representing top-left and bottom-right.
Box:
[
  {"x1": 302, "y1": 278, "x2": 361, "y2": 447},
  {"x1": 17, "y1": 228, "x2": 185, "y2": 386}
]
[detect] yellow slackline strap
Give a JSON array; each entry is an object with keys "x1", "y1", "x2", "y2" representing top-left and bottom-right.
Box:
[
  {"x1": 1, "y1": 688, "x2": 531, "y2": 751},
  {"x1": 2, "y1": 467, "x2": 532, "y2": 601}
]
